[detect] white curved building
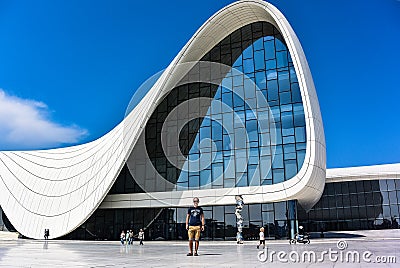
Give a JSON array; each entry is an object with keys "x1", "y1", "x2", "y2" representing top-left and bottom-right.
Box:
[{"x1": 0, "y1": 0, "x2": 327, "y2": 240}]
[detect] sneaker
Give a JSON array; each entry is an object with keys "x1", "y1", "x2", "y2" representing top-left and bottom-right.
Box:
[
  {"x1": 187, "y1": 252, "x2": 193, "y2": 256},
  {"x1": 194, "y1": 252, "x2": 199, "y2": 256}
]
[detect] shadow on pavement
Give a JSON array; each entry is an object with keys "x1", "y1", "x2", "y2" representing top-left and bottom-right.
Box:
[{"x1": 311, "y1": 232, "x2": 365, "y2": 239}]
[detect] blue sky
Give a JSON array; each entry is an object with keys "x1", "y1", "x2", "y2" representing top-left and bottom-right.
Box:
[{"x1": 0, "y1": 0, "x2": 399, "y2": 168}]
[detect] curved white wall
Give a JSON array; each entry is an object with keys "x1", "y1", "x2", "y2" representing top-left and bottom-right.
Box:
[
  {"x1": 326, "y1": 163, "x2": 400, "y2": 183},
  {"x1": 0, "y1": 0, "x2": 325, "y2": 239}
]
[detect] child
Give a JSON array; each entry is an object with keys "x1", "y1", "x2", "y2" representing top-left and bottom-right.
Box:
[
  {"x1": 120, "y1": 230, "x2": 125, "y2": 245},
  {"x1": 257, "y1": 227, "x2": 265, "y2": 249},
  {"x1": 125, "y1": 230, "x2": 130, "y2": 244},
  {"x1": 236, "y1": 231, "x2": 243, "y2": 244},
  {"x1": 138, "y1": 229, "x2": 145, "y2": 245}
]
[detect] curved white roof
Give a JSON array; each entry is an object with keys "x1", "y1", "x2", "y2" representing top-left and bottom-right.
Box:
[
  {"x1": 326, "y1": 163, "x2": 400, "y2": 183},
  {"x1": 0, "y1": 0, "x2": 326, "y2": 239}
]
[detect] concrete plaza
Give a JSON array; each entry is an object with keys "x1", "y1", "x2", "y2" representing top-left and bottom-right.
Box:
[{"x1": 0, "y1": 230, "x2": 399, "y2": 267}]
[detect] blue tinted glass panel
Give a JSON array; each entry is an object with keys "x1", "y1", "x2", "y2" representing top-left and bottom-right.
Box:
[{"x1": 137, "y1": 22, "x2": 306, "y2": 192}]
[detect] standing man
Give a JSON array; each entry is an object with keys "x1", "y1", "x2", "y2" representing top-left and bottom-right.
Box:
[{"x1": 186, "y1": 197, "x2": 205, "y2": 256}]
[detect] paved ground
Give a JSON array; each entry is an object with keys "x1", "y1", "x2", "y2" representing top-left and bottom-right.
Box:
[
  {"x1": 0, "y1": 230, "x2": 399, "y2": 267},
  {"x1": 0, "y1": 232, "x2": 17, "y2": 240}
]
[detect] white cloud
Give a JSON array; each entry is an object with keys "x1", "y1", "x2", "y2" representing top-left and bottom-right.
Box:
[{"x1": 0, "y1": 89, "x2": 88, "y2": 150}]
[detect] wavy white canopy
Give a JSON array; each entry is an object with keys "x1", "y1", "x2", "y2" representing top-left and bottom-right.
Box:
[{"x1": 0, "y1": 0, "x2": 325, "y2": 239}]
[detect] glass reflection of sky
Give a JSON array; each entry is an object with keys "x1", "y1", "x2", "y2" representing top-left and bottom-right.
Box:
[{"x1": 175, "y1": 31, "x2": 306, "y2": 190}]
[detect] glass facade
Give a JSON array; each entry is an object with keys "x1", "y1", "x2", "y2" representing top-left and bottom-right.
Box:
[
  {"x1": 0, "y1": 206, "x2": 16, "y2": 232},
  {"x1": 109, "y1": 165, "x2": 144, "y2": 194},
  {"x1": 0, "y1": 206, "x2": 4, "y2": 231},
  {"x1": 58, "y1": 21, "x2": 309, "y2": 241},
  {"x1": 8, "y1": 20, "x2": 397, "y2": 241},
  {"x1": 121, "y1": 21, "x2": 306, "y2": 193},
  {"x1": 62, "y1": 201, "x2": 295, "y2": 241},
  {"x1": 298, "y1": 179, "x2": 400, "y2": 232},
  {"x1": 63, "y1": 22, "x2": 307, "y2": 240},
  {"x1": 64, "y1": 178, "x2": 400, "y2": 240}
]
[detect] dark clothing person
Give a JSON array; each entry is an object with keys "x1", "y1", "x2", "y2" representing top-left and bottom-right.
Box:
[
  {"x1": 187, "y1": 207, "x2": 204, "y2": 227},
  {"x1": 44, "y1": 229, "x2": 49, "y2": 240}
]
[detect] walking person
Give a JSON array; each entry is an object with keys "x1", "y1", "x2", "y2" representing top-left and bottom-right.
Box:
[
  {"x1": 120, "y1": 230, "x2": 125, "y2": 245},
  {"x1": 44, "y1": 229, "x2": 49, "y2": 240},
  {"x1": 138, "y1": 229, "x2": 144, "y2": 245},
  {"x1": 185, "y1": 197, "x2": 205, "y2": 256},
  {"x1": 125, "y1": 230, "x2": 130, "y2": 245},
  {"x1": 129, "y1": 230, "x2": 134, "y2": 245},
  {"x1": 236, "y1": 231, "x2": 243, "y2": 244},
  {"x1": 257, "y1": 227, "x2": 265, "y2": 249}
]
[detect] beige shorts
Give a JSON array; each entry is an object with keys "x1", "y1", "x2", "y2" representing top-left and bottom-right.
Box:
[{"x1": 188, "y1": 226, "x2": 201, "y2": 241}]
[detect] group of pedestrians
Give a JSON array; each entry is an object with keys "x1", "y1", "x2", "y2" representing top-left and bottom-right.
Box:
[{"x1": 120, "y1": 229, "x2": 144, "y2": 245}]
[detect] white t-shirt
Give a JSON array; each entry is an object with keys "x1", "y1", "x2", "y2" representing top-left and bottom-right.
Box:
[
  {"x1": 138, "y1": 231, "x2": 144, "y2": 239},
  {"x1": 259, "y1": 231, "x2": 265, "y2": 240}
]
